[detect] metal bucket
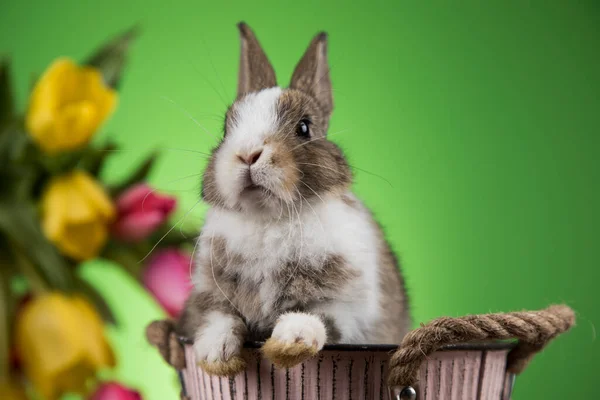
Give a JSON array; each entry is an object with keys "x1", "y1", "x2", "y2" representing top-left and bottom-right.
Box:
[
  {"x1": 146, "y1": 305, "x2": 573, "y2": 400},
  {"x1": 178, "y1": 341, "x2": 516, "y2": 400}
]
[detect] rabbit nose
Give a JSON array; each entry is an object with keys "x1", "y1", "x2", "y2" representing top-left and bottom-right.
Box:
[{"x1": 237, "y1": 149, "x2": 263, "y2": 166}]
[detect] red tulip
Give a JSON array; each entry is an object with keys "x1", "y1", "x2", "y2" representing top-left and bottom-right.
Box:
[
  {"x1": 90, "y1": 382, "x2": 142, "y2": 400},
  {"x1": 111, "y1": 184, "x2": 176, "y2": 242},
  {"x1": 143, "y1": 248, "x2": 193, "y2": 318}
]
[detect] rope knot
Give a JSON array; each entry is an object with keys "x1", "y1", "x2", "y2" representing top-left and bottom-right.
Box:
[
  {"x1": 387, "y1": 304, "x2": 575, "y2": 387},
  {"x1": 146, "y1": 319, "x2": 187, "y2": 370}
]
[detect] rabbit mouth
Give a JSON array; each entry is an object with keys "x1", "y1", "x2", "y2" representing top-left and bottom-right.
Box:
[
  {"x1": 241, "y1": 182, "x2": 273, "y2": 198},
  {"x1": 244, "y1": 183, "x2": 263, "y2": 192},
  {"x1": 239, "y1": 169, "x2": 275, "y2": 198}
]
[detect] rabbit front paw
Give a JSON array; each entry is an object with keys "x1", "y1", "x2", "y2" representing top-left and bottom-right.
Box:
[
  {"x1": 262, "y1": 312, "x2": 327, "y2": 368},
  {"x1": 194, "y1": 311, "x2": 246, "y2": 376}
]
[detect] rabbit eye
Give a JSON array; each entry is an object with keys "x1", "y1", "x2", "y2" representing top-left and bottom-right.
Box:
[{"x1": 296, "y1": 119, "x2": 311, "y2": 138}]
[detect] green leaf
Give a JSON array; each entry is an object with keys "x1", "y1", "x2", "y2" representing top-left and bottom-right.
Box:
[
  {"x1": 101, "y1": 244, "x2": 145, "y2": 282},
  {"x1": 79, "y1": 141, "x2": 118, "y2": 177},
  {"x1": 73, "y1": 275, "x2": 117, "y2": 325},
  {"x1": 85, "y1": 25, "x2": 139, "y2": 89},
  {"x1": 0, "y1": 200, "x2": 75, "y2": 291},
  {"x1": 0, "y1": 58, "x2": 14, "y2": 129},
  {"x1": 0, "y1": 124, "x2": 20, "y2": 162},
  {"x1": 36, "y1": 148, "x2": 86, "y2": 176},
  {"x1": 10, "y1": 244, "x2": 49, "y2": 294},
  {"x1": 0, "y1": 121, "x2": 41, "y2": 168},
  {"x1": 0, "y1": 125, "x2": 41, "y2": 201},
  {"x1": 109, "y1": 151, "x2": 158, "y2": 195}
]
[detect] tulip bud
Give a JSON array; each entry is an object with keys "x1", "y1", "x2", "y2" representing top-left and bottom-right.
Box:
[
  {"x1": 26, "y1": 58, "x2": 117, "y2": 153},
  {"x1": 41, "y1": 170, "x2": 115, "y2": 261},
  {"x1": 0, "y1": 380, "x2": 28, "y2": 400},
  {"x1": 143, "y1": 248, "x2": 193, "y2": 317},
  {"x1": 111, "y1": 184, "x2": 177, "y2": 243},
  {"x1": 89, "y1": 382, "x2": 142, "y2": 400},
  {"x1": 15, "y1": 293, "x2": 115, "y2": 400}
]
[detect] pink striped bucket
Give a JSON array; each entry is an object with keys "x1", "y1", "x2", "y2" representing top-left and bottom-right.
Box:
[
  {"x1": 177, "y1": 341, "x2": 516, "y2": 400},
  {"x1": 147, "y1": 305, "x2": 574, "y2": 400}
]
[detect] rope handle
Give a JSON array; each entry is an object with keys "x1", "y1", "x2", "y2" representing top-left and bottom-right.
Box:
[
  {"x1": 146, "y1": 319, "x2": 187, "y2": 370},
  {"x1": 387, "y1": 304, "x2": 576, "y2": 388}
]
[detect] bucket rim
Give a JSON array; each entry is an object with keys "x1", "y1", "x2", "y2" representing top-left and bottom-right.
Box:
[{"x1": 177, "y1": 336, "x2": 517, "y2": 352}]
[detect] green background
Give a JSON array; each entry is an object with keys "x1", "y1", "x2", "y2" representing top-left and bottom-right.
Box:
[{"x1": 1, "y1": 1, "x2": 599, "y2": 398}]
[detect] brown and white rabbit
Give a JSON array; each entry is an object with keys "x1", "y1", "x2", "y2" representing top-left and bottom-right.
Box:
[{"x1": 176, "y1": 22, "x2": 410, "y2": 376}]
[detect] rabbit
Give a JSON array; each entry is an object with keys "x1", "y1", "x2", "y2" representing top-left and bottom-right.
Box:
[{"x1": 175, "y1": 22, "x2": 411, "y2": 377}]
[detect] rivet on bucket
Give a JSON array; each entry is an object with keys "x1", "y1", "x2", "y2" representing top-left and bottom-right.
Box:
[{"x1": 390, "y1": 386, "x2": 417, "y2": 400}]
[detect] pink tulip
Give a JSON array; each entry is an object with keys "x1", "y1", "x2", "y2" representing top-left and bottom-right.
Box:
[
  {"x1": 143, "y1": 248, "x2": 193, "y2": 318},
  {"x1": 89, "y1": 382, "x2": 142, "y2": 400},
  {"x1": 111, "y1": 184, "x2": 176, "y2": 242}
]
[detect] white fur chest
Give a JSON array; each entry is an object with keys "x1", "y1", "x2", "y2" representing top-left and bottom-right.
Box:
[{"x1": 194, "y1": 193, "x2": 382, "y2": 342}]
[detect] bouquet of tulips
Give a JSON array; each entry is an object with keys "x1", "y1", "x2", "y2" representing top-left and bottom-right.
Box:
[{"x1": 0, "y1": 28, "x2": 195, "y2": 399}]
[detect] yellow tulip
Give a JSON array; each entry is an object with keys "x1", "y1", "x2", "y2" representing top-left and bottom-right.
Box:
[
  {"x1": 15, "y1": 293, "x2": 115, "y2": 400},
  {"x1": 0, "y1": 380, "x2": 28, "y2": 400},
  {"x1": 41, "y1": 170, "x2": 115, "y2": 261},
  {"x1": 26, "y1": 58, "x2": 117, "y2": 153}
]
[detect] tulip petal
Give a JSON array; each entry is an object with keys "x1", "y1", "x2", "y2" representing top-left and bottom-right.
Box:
[
  {"x1": 64, "y1": 179, "x2": 98, "y2": 224},
  {"x1": 111, "y1": 210, "x2": 164, "y2": 242},
  {"x1": 16, "y1": 294, "x2": 87, "y2": 399},
  {"x1": 54, "y1": 361, "x2": 96, "y2": 396},
  {"x1": 25, "y1": 58, "x2": 117, "y2": 153},
  {"x1": 111, "y1": 185, "x2": 177, "y2": 242},
  {"x1": 143, "y1": 249, "x2": 193, "y2": 317},
  {"x1": 90, "y1": 382, "x2": 142, "y2": 400},
  {"x1": 72, "y1": 171, "x2": 115, "y2": 221},
  {"x1": 71, "y1": 296, "x2": 116, "y2": 368},
  {"x1": 0, "y1": 381, "x2": 28, "y2": 400},
  {"x1": 59, "y1": 220, "x2": 108, "y2": 261},
  {"x1": 41, "y1": 171, "x2": 114, "y2": 261},
  {"x1": 115, "y1": 184, "x2": 153, "y2": 214},
  {"x1": 81, "y1": 66, "x2": 118, "y2": 124},
  {"x1": 41, "y1": 177, "x2": 68, "y2": 240},
  {"x1": 54, "y1": 101, "x2": 98, "y2": 150},
  {"x1": 26, "y1": 59, "x2": 77, "y2": 151},
  {"x1": 15, "y1": 294, "x2": 115, "y2": 400}
]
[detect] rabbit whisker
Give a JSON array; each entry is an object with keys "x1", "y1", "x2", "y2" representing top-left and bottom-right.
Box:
[
  {"x1": 138, "y1": 199, "x2": 202, "y2": 263},
  {"x1": 161, "y1": 95, "x2": 220, "y2": 141},
  {"x1": 290, "y1": 129, "x2": 349, "y2": 152},
  {"x1": 299, "y1": 180, "x2": 326, "y2": 206}
]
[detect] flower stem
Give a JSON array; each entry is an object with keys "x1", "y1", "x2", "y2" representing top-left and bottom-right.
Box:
[
  {"x1": 0, "y1": 258, "x2": 11, "y2": 384},
  {"x1": 11, "y1": 245, "x2": 48, "y2": 295}
]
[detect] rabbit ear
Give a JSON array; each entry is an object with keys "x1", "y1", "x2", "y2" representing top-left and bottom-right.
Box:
[
  {"x1": 237, "y1": 22, "x2": 277, "y2": 97},
  {"x1": 290, "y1": 32, "x2": 333, "y2": 120}
]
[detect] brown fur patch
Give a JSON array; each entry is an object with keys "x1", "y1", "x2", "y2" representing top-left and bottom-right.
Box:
[
  {"x1": 261, "y1": 338, "x2": 319, "y2": 369},
  {"x1": 269, "y1": 140, "x2": 300, "y2": 193},
  {"x1": 322, "y1": 315, "x2": 342, "y2": 343},
  {"x1": 198, "y1": 356, "x2": 247, "y2": 376},
  {"x1": 178, "y1": 234, "x2": 357, "y2": 343},
  {"x1": 272, "y1": 89, "x2": 352, "y2": 202},
  {"x1": 341, "y1": 194, "x2": 359, "y2": 209},
  {"x1": 276, "y1": 255, "x2": 359, "y2": 308}
]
